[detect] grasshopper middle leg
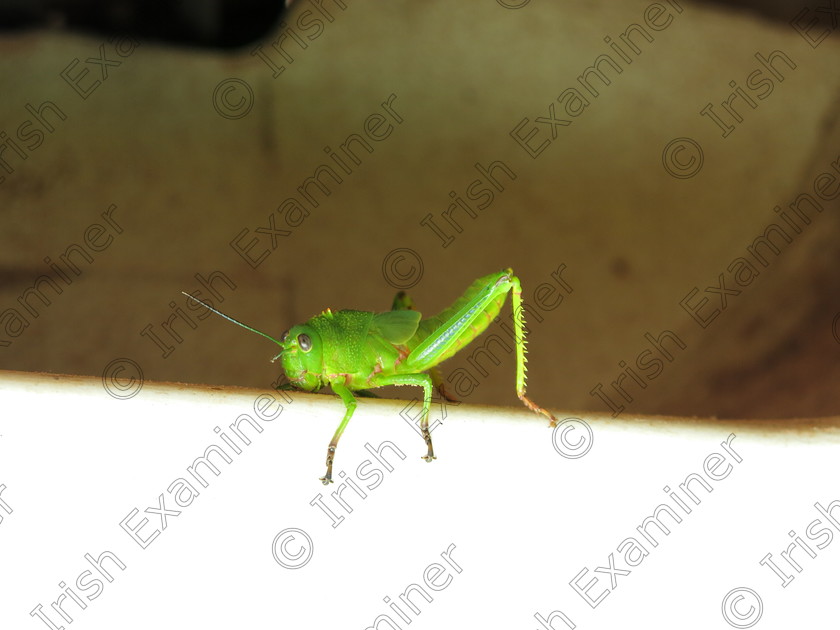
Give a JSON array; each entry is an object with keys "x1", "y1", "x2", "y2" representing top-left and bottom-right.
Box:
[
  {"x1": 372, "y1": 372, "x2": 437, "y2": 462},
  {"x1": 392, "y1": 290, "x2": 459, "y2": 404}
]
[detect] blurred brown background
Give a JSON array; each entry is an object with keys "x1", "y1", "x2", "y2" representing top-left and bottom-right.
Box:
[{"x1": 1, "y1": 0, "x2": 838, "y2": 420}]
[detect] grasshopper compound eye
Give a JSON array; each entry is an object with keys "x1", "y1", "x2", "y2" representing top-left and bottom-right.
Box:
[{"x1": 297, "y1": 333, "x2": 312, "y2": 352}]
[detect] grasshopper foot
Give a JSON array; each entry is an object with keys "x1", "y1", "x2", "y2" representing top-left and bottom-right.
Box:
[
  {"x1": 320, "y1": 446, "x2": 336, "y2": 484},
  {"x1": 421, "y1": 428, "x2": 436, "y2": 462},
  {"x1": 519, "y1": 392, "x2": 558, "y2": 427}
]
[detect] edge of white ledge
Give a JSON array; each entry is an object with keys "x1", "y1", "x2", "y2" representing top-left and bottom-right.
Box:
[{"x1": 1, "y1": 368, "x2": 839, "y2": 441}]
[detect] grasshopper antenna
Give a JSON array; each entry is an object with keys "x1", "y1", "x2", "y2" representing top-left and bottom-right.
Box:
[{"x1": 181, "y1": 292, "x2": 285, "y2": 360}]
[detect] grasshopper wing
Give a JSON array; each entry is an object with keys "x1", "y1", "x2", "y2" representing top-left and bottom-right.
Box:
[{"x1": 371, "y1": 310, "x2": 421, "y2": 344}]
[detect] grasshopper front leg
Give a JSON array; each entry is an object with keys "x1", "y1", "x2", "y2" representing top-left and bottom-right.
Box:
[
  {"x1": 321, "y1": 382, "x2": 357, "y2": 484},
  {"x1": 324, "y1": 374, "x2": 435, "y2": 484}
]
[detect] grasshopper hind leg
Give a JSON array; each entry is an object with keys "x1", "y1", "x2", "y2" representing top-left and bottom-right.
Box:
[{"x1": 509, "y1": 273, "x2": 558, "y2": 427}]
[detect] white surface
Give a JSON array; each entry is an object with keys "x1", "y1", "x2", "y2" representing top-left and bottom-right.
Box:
[{"x1": 1, "y1": 370, "x2": 838, "y2": 629}]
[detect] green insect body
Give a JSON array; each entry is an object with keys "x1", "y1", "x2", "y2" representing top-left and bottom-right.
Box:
[{"x1": 184, "y1": 268, "x2": 557, "y2": 484}]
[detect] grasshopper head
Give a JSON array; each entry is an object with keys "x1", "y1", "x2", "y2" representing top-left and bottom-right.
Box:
[{"x1": 279, "y1": 324, "x2": 324, "y2": 391}]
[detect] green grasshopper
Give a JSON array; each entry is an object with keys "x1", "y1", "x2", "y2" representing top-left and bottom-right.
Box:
[{"x1": 184, "y1": 268, "x2": 557, "y2": 484}]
